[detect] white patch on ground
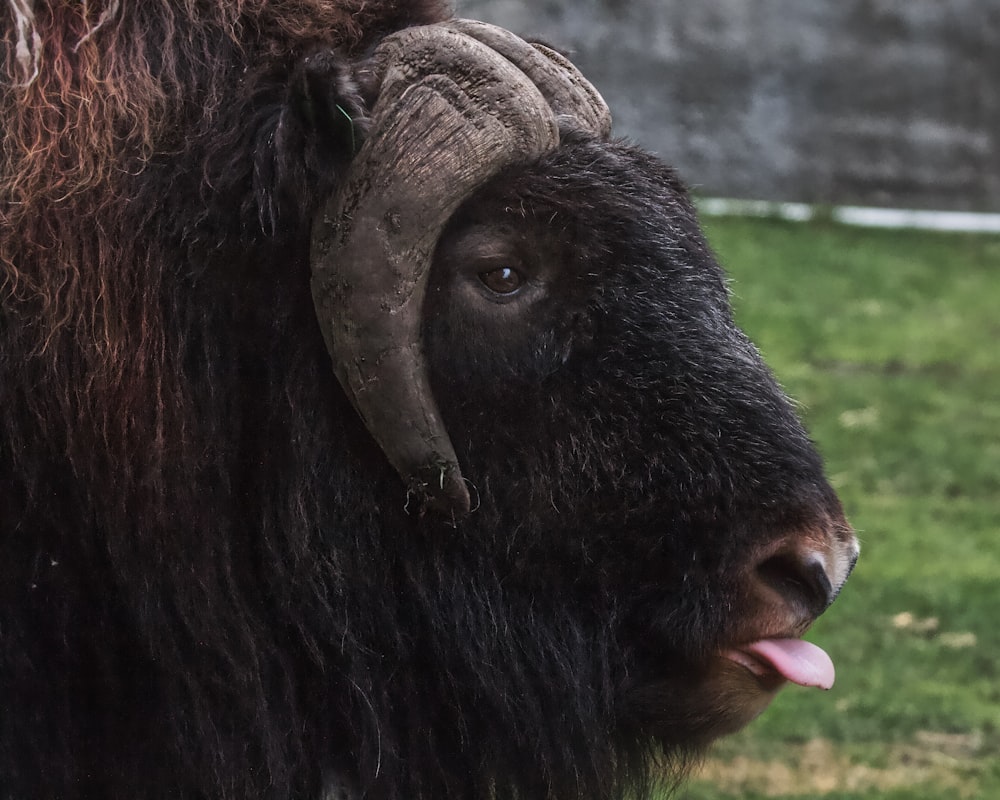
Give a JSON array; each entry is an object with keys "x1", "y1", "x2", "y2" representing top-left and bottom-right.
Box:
[{"x1": 698, "y1": 197, "x2": 1000, "y2": 234}]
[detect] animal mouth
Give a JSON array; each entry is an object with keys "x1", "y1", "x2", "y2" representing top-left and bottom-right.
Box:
[{"x1": 722, "y1": 638, "x2": 836, "y2": 690}]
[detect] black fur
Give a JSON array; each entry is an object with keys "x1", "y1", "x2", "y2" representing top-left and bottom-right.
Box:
[{"x1": 1, "y1": 3, "x2": 845, "y2": 799}]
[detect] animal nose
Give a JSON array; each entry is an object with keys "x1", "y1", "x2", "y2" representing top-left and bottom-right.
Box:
[{"x1": 754, "y1": 530, "x2": 858, "y2": 619}]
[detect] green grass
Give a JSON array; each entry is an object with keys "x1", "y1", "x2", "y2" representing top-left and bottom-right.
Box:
[{"x1": 678, "y1": 217, "x2": 1000, "y2": 799}]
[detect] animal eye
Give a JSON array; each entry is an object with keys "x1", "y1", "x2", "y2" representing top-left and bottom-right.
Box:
[{"x1": 478, "y1": 266, "x2": 524, "y2": 295}]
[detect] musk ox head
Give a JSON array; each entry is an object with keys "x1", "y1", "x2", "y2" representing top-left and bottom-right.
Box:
[
  {"x1": 308, "y1": 16, "x2": 858, "y2": 745},
  {"x1": 0, "y1": 5, "x2": 857, "y2": 799}
]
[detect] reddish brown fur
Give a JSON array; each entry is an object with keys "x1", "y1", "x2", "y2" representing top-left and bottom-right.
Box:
[
  {"x1": 1, "y1": 0, "x2": 447, "y2": 509},
  {"x1": 2, "y1": 7, "x2": 451, "y2": 795},
  {"x1": 2, "y1": 0, "x2": 444, "y2": 341}
]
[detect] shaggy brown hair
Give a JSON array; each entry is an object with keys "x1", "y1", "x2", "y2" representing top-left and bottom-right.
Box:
[
  {"x1": 2, "y1": 0, "x2": 446, "y2": 324},
  {"x1": 1, "y1": 0, "x2": 446, "y2": 506},
  {"x1": 2, "y1": 4, "x2": 452, "y2": 796}
]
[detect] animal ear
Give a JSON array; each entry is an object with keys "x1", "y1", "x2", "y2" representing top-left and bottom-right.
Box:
[
  {"x1": 287, "y1": 49, "x2": 369, "y2": 167},
  {"x1": 254, "y1": 49, "x2": 367, "y2": 234}
]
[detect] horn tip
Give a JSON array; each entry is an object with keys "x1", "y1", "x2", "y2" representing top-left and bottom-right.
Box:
[{"x1": 410, "y1": 464, "x2": 472, "y2": 521}]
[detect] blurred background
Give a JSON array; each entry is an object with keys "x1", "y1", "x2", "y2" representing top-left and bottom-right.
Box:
[
  {"x1": 459, "y1": 0, "x2": 999, "y2": 213},
  {"x1": 457, "y1": 3, "x2": 999, "y2": 798}
]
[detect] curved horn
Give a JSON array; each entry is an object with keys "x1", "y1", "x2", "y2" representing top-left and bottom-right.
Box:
[
  {"x1": 443, "y1": 19, "x2": 612, "y2": 139},
  {"x1": 311, "y1": 24, "x2": 575, "y2": 518}
]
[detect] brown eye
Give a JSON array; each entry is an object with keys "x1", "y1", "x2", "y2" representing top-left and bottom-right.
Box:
[{"x1": 478, "y1": 266, "x2": 524, "y2": 295}]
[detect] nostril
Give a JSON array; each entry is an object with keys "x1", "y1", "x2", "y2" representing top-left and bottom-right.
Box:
[{"x1": 756, "y1": 550, "x2": 835, "y2": 617}]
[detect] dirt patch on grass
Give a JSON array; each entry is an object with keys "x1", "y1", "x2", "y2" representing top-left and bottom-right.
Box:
[{"x1": 690, "y1": 733, "x2": 984, "y2": 797}]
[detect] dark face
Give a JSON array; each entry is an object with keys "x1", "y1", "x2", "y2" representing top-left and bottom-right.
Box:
[{"x1": 422, "y1": 137, "x2": 858, "y2": 748}]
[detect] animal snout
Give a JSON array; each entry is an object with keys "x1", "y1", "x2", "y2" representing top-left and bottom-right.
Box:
[{"x1": 752, "y1": 520, "x2": 859, "y2": 622}]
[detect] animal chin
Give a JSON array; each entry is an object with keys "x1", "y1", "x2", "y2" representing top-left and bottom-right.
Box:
[
  {"x1": 637, "y1": 637, "x2": 838, "y2": 745},
  {"x1": 722, "y1": 637, "x2": 836, "y2": 690}
]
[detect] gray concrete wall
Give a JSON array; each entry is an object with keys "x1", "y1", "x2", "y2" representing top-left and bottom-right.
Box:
[{"x1": 456, "y1": 0, "x2": 1000, "y2": 212}]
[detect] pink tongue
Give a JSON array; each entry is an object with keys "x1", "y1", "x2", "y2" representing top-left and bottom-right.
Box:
[{"x1": 744, "y1": 639, "x2": 835, "y2": 689}]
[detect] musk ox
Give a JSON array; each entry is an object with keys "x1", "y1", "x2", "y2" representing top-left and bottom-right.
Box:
[{"x1": 0, "y1": 1, "x2": 858, "y2": 798}]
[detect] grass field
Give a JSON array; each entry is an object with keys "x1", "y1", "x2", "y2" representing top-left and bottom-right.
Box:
[{"x1": 677, "y1": 216, "x2": 1000, "y2": 799}]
